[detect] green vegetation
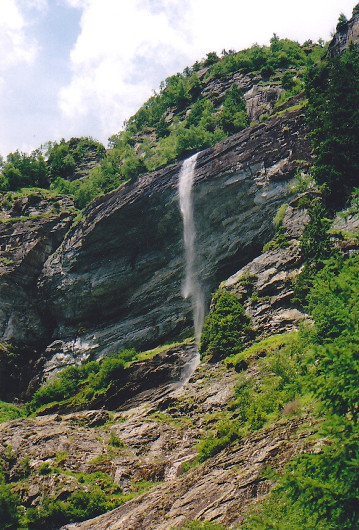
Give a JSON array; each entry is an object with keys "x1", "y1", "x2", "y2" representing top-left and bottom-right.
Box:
[
  {"x1": 292, "y1": 199, "x2": 334, "y2": 306},
  {"x1": 207, "y1": 35, "x2": 323, "y2": 80},
  {"x1": 27, "y1": 348, "x2": 138, "y2": 414},
  {"x1": 0, "y1": 36, "x2": 324, "y2": 211},
  {"x1": 0, "y1": 17, "x2": 357, "y2": 528},
  {"x1": 0, "y1": 444, "x2": 158, "y2": 529},
  {"x1": 0, "y1": 402, "x2": 24, "y2": 423},
  {"x1": 0, "y1": 138, "x2": 106, "y2": 208},
  {"x1": 26, "y1": 341, "x2": 189, "y2": 415},
  {"x1": 305, "y1": 43, "x2": 359, "y2": 208},
  {"x1": 242, "y1": 255, "x2": 359, "y2": 529},
  {"x1": 195, "y1": 254, "x2": 359, "y2": 530},
  {"x1": 199, "y1": 290, "x2": 254, "y2": 361},
  {"x1": 226, "y1": 333, "x2": 296, "y2": 369},
  {"x1": 262, "y1": 203, "x2": 290, "y2": 252},
  {"x1": 177, "y1": 522, "x2": 226, "y2": 529},
  {"x1": 197, "y1": 332, "x2": 303, "y2": 462}
]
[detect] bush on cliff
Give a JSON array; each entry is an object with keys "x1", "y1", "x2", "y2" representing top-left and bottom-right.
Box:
[
  {"x1": 200, "y1": 290, "x2": 254, "y2": 361},
  {"x1": 27, "y1": 348, "x2": 137, "y2": 413}
]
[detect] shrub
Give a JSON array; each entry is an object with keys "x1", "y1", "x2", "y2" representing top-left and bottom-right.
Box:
[
  {"x1": 200, "y1": 290, "x2": 254, "y2": 360},
  {"x1": 336, "y1": 13, "x2": 348, "y2": 31},
  {"x1": 292, "y1": 200, "x2": 333, "y2": 306},
  {"x1": 0, "y1": 483, "x2": 20, "y2": 529},
  {"x1": 28, "y1": 349, "x2": 137, "y2": 414},
  {"x1": 243, "y1": 254, "x2": 359, "y2": 529}
]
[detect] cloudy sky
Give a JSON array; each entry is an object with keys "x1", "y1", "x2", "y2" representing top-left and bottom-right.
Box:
[{"x1": 0, "y1": 0, "x2": 356, "y2": 157}]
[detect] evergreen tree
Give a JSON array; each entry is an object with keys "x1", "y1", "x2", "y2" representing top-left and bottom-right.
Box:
[{"x1": 306, "y1": 44, "x2": 359, "y2": 207}]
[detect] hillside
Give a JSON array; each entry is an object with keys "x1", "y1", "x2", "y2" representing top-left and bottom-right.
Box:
[{"x1": 0, "y1": 6, "x2": 359, "y2": 530}]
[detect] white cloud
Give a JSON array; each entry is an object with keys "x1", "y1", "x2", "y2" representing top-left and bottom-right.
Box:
[
  {"x1": 0, "y1": 0, "x2": 39, "y2": 71},
  {"x1": 19, "y1": 0, "x2": 48, "y2": 11},
  {"x1": 59, "y1": 0, "x2": 196, "y2": 140}
]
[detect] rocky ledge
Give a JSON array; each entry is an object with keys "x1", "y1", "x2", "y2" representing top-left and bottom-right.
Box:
[{"x1": 0, "y1": 347, "x2": 317, "y2": 530}]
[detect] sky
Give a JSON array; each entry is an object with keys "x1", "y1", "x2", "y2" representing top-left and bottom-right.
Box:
[{"x1": 0, "y1": 0, "x2": 356, "y2": 157}]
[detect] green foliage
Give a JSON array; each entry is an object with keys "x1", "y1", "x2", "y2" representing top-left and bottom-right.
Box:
[
  {"x1": 292, "y1": 200, "x2": 334, "y2": 306},
  {"x1": 281, "y1": 71, "x2": 296, "y2": 90},
  {"x1": 47, "y1": 137, "x2": 106, "y2": 182},
  {"x1": 336, "y1": 13, "x2": 348, "y2": 31},
  {"x1": 0, "y1": 401, "x2": 24, "y2": 423},
  {"x1": 305, "y1": 44, "x2": 359, "y2": 207},
  {"x1": 232, "y1": 336, "x2": 303, "y2": 430},
  {"x1": 203, "y1": 52, "x2": 220, "y2": 66},
  {"x1": 25, "y1": 489, "x2": 116, "y2": 529},
  {"x1": 262, "y1": 203, "x2": 290, "y2": 251},
  {"x1": 0, "y1": 137, "x2": 107, "y2": 209},
  {"x1": 353, "y1": 4, "x2": 359, "y2": 16},
  {"x1": 1, "y1": 37, "x2": 324, "y2": 209},
  {"x1": 198, "y1": 332, "x2": 303, "y2": 462},
  {"x1": 199, "y1": 290, "x2": 254, "y2": 360},
  {"x1": 0, "y1": 482, "x2": 20, "y2": 529},
  {"x1": 0, "y1": 149, "x2": 49, "y2": 191},
  {"x1": 197, "y1": 417, "x2": 241, "y2": 461},
  {"x1": 243, "y1": 255, "x2": 359, "y2": 529},
  {"x1": 262, "y1": 231, "x2": 289, "y2": 252},
  {"x1": 27, "y1": 349, "x2": 137, "y2": 414},
  {"x1": 108, "y1": 431, "x2": 124, "y2": 448},
  {"x1": 226, "y1": 333, "x2": 296, "y2": 369},
  {"x1": 218, "y1": 85, "x2": 249, "y2": 134}
]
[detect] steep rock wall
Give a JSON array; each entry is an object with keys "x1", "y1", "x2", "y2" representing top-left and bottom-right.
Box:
[
  {"x1": 37, "y1": 106, "x2": 311, "y2": 373},
  {"x1": 328, "y1": 11, "x2": 359, "y2": 56},
  {"x1": 0, "y1": 195, "x2": 74, "y2": 347}
]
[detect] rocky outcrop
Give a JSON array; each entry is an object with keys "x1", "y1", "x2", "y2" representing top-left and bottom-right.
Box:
[
  {"x1": 0, "y1": 104, "x2": 311, "y2": 380},
  {"x1": 223, "y1": 201, "x2": 311, "y2": 337},
  {"x1": 328, "y1": 10, "x2": 359, "y2": 56},
  {"x1": 0, "y1": 349, "x2": 317, "y2": 529},
  {"x1": 0, "y1": 192, "x2": 75, "y2": 394},
  {"x1": 62, "y1": 417, "x2": 315, "y2": 530},
  {"x1": 40, "y1": 342, "x2": 197, "y2": 412},
  {"x1": 35, "y1": 107, "x2": 310, "y2": 372}
]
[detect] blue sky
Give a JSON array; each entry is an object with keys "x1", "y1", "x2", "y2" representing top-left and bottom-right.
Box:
[{"x1": 0, "y1": 0, "x2": 356, "y2": 157}]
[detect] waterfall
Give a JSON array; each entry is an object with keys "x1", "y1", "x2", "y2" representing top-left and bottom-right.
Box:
[{"x1": 178, "y1": 152, "x2": 205, "y2": 353}]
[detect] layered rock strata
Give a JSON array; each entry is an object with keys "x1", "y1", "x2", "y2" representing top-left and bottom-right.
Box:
[{"x1": 38, "y1": 107, "x2": 310, "y2": 371}]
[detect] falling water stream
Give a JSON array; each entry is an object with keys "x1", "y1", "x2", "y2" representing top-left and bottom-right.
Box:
[{"x1": 178, "y1": 152, "x2": 205, "y2": 379}]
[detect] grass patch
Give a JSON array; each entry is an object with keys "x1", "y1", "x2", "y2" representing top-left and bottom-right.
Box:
[
  {"x1": 225, "y1": 333, "x2": 297, "y2": 369},
  {"x1": 133, "y1": 338, "x2": 194, "y2": 363},
  {"x1": 0, "y1": 401, "x2": 24, "y2": 423}
]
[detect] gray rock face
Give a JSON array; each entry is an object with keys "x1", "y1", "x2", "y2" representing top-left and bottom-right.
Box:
[
  {"x1": 328, "y1": 11, "x2": 359, "y2": 56},
  {"x1": 35, "y1": 108, "x2": 310, "y2": 371},
  {"x1": 224, "y1": 204, "x2": 310, "y2": 337},
  {"x1": 0, "y1": 194, "x2": 74, "y2": 349}
]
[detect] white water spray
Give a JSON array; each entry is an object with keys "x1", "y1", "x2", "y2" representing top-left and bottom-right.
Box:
[{"x1": 178, "y1": 153, "x2": 205, "y2": 355}]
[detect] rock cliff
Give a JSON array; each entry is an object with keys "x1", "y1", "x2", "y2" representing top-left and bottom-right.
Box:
[
  {"x1": 328, "y1": 10, "x2": 359, "y2": 56},
  {"x1": 39, "y1": 104, "x2": 310, "y2": 374},
  {"x1": 0, "y1": 102, "x2": 310, "y2": 380}
]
